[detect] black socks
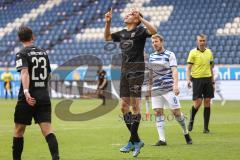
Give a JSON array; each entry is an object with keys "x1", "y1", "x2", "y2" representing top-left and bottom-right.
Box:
[
  {"x1": 45, "y1": 133, "x2": 60, "y2": 160},
  {"x1": 131, "y1": 113, "x2": 141, "y2": 142},
  {"x1": 13, "y1": 134, "x2": 59, "y2": 160},
  {"x1": 123, "y1": 112, "x2": 141, "y2": 143},
  {"x1": 12, "y1": 137, "x2": 24, "y2": 160},
  {"x1": 123, "y1": 112, "x2": 132, "y2": 132},
  {"x1": 190, "y1": 106, "x2": 198, "y2": 122},
  {"x1": 204, "y1": 107, "x2": 211, "y2": 130}
]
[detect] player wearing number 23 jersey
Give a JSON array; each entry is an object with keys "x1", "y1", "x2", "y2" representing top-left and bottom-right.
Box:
[
  {"x1": 16, "y1": 45, "x2": 51, "y2": 104},
  {"x1": 13, "y1": 26, "x2": 59, "y2": 160}
]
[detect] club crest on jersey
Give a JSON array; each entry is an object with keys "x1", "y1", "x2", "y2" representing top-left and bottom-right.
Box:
[
  {"x1": 131, "y1": 32, "x2": 136, "y2": 38},
  {"x1": 130, "y1": 84, "x2": 141, "y2": 93}
]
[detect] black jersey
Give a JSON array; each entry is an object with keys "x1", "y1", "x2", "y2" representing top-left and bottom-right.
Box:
[
  {"x1": 15, "y1": 45, "x2": 51, "y2": 104},
  {"x1": 97, "y1": 70, "x2": 107, "y2": 89},
  {"x1": 111, "y1": 26, "x2": 151, "y2": 73}
]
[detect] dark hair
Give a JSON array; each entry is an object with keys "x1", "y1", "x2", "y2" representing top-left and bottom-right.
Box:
[
  {"x1": 18, "y1": 26, "x2": 33, "y2": 42},
  {"x1": 136, "y1": 12, "x2": 143, "y2": 26}
]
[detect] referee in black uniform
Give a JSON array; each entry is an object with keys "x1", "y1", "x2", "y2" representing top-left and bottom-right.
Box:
[
  {"x1": 13, "y1": 26, "x2": 59, "y2": 160},
  {"x1": 104, "y1": 8, "x2": 157, "y2": 157},
  {"x1": 186, "y1": 34, "x2": 214, "y2": 133}
]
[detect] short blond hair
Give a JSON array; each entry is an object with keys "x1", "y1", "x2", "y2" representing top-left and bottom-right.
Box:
[
  {"x1": 197, "y1": 33, "x2": 206, "y2": 39},
  {"x1": 151, "y1": 34, "x2": 164, "y2": 42}
]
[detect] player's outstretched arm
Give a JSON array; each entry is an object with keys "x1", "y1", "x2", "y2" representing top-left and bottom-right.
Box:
[
  {"x1": 104, "y1": 8, "x2": 113, "y2": 41},
  {"x1": 172, "y1": 67, "x2": 180, "y2": 95},
  {"x1": 140, "y1": 17, "x2": 157, "y2": 35},
  {"x1": 21, "y1": 68, "x2": 36, "y2": 106},
  {"x1": 132, "y1": 9, "x2": 157, "y2": 35}
]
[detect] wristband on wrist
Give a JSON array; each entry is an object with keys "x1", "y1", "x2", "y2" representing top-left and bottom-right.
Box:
[{"x1": 24, "y1": 89, "x2": 29, "y2": 94}]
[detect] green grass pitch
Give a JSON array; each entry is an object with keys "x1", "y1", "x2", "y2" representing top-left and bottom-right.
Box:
[{"x1": 0, "y1": 99, "x2": 240, "y2": 160}]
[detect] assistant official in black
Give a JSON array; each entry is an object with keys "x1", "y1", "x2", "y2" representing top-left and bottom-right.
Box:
[
  {"x1": 97, "y1": 69, "x2": 108, "y2": 105},
  {"x1": 104, "y1": 8, "x2": 157, "y2": 157},
  {"x1": 12, "y1": 26, "x2": 60, "y2": 160}
]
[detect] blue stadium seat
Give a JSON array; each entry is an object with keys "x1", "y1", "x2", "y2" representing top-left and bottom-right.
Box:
[
  {"x1": 0, "y1": 0, "x2": 239, "y2": 66},
  {"x1": 233, "y1": 58, "x2": 240, "y2": 64}
]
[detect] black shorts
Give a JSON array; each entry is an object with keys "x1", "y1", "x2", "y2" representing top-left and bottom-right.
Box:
[
  {"x1": 120, "y1": 71, "x2": 144, "y2": 98},
  {"x1": 4, "y1": 82, "x2": 12, "y2": 89},
  {"x1": 14, "y1": 102, "x2": 52, "y2": 125},
  {"x1": 192, "y1": 77, "x2": 214, "y2": 100}
]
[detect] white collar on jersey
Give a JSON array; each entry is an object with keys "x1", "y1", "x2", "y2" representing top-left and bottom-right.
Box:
[{"x1": 154, "y1": 49, "x2": 166, "y2": 55}]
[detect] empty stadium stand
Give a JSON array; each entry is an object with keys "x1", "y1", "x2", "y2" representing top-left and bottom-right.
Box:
[{"x1": 0, "y1": 0, "x2": 239, "y2": 67}]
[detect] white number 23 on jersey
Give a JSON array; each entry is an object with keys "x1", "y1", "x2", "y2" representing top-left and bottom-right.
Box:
[{"x1": 32, "y1": 57, "x2": 47, "y2": 80}]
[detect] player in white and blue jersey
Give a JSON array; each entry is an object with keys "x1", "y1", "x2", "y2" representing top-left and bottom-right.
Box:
[
  {"x1": 141, "y1": 52, "x2": 151, "y2": 120},
  {"x1": 212, "y1": 66, "x2": 225, "y2": 106},
  {"x1": 148, "y1": 34, "x2": 192, "y2": 146}
]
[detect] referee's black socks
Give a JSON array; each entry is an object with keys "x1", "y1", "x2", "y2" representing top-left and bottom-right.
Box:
[
  {"x1": 12, "y1": 137, "x2": 24, "y2": 160},
  {"x1": 190, "y1": 106, "x2": 198, "y2": 122},
  {"x1": 204, "y1": 107, "x2": 211, "y2": 130},
  {"x1": 45, "y1": 133, "x2": 60, "y2": 160}
]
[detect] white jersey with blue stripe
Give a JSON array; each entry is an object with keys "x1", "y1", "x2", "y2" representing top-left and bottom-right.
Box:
[{"x1": 149, "y1": 50, "x2": 177, "y2": 93}]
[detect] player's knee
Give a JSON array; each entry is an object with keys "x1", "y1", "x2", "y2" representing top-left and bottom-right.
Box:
[
  {"x1": 120, "y1": 104, "x2": 129, "y2": 114},
  {"x1": 42, "y1": 130, "x2": 52, "y2": 137},
  {"x1": 14, "y1": 126, "x2": 25, "y2": 137},
  {"x1": 204, "y1": 99, "x2": 211, "y2": 106},
  {"x1": 120, "y1": 98, "x2": 130, "y2": 113},
  {"x1": 194, "y1": 99, "x2": 202, "y2": 108},
  {"x1": 172, "y1": 109, "x2": 181, "y2": 117},
  {"x1": 41, "y1": 127, "x2": 52, "y2": 137},
  {"x1": 154, "y1": 109, "x2": 163, "y2": 116},
  {"x1": 132, "y1": 105, "x2": 140, "y2": 114},
  {"x1": 39, "y1": 123, "x2": 52, "y2": 137}
]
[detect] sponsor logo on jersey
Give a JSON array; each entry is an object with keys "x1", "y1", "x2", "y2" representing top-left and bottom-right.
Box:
[{"x1": 16, "y1": 59, "x2": 22, "y2": 68}]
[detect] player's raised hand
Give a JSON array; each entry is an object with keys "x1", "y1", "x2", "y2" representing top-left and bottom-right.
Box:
[
  {"x1": 131, "y1": 8, "x2": 141, "y2": 21},
  {"x1": 24, "y1": 92, "x2": 36, "y2": 106},
  {"x1": 105, "y1": 8, "x2": 112, "y2": 22}
]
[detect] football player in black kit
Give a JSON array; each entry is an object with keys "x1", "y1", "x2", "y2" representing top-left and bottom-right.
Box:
[
  {"x1": 104, "y1": 8, "x2": 157, "y2": 157},
  {"x1": 12, "y1": 26, "x2": 59, "y2": 160},
  {"x1": 97, "y1": 68, "x2": 108, "y2": 105}
]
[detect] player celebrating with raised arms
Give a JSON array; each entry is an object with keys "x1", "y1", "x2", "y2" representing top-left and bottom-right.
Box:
[
  {"x1": 13, "y1": 26, "x2": 60, "y2": 160},
  {"x1": 148, "y1": 34, "x2": 192, "y2": 146},
  {"x1": 104, "y1": 8, "x2": 157, "y2": 157}
]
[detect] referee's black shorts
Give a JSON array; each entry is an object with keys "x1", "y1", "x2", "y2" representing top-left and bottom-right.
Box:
[
  {"x1": 192, "y1": 77, "x2": 214, "y2": 100},
  {"x1": 14, "y1": 101, "x2": 52, "y2": 125},
  {"x1": 120, "y1": 71, "x2": 144, "y2": 98},
  {"x1": 4, "y1": 81, "x2": 12, "y2": 89}
]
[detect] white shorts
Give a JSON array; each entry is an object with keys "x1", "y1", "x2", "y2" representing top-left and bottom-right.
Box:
[
  {"x1": 141, "y1": 85, "x2": 150, "y2": 97},
  {"x1": 215, "y1": 82, "x2": 221, "y2": 92},
  {"x1": 141, "y1": 85, "x2": 148, "y2": 92},
  {"x1": 151, "y1": 91, "x2": 181, "y2": 110}
]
